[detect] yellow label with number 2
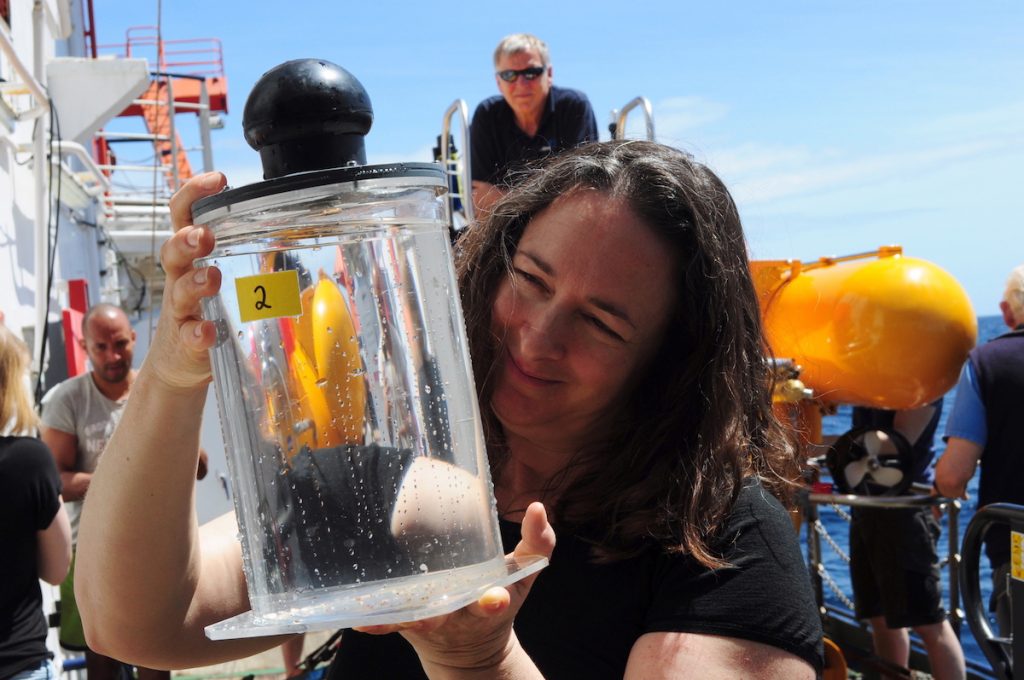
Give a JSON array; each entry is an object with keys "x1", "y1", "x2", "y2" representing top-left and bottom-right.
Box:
[{"x1": 236, "y1": 270, "x2": 302, "y2": 323}]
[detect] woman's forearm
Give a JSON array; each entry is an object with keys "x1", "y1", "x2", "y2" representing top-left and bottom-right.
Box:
[
  {"x1": 75, "y1": 368, "x2": 283, "y2": 667},
  {"x1": 75, "y1": 369, "x2": 209, "y2": 655},
  {"x1": 74, "y1": 172, "x2": 286, "y2": 668}
]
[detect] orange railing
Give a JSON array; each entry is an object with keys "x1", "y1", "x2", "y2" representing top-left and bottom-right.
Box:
[{"x1": 98, "y1": 25, "x2": 225, "y2": 80}]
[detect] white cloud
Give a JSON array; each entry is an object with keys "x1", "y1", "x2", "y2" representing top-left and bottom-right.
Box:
[
  {"x1": 641, "y1": 94, "x2": 1024, "y2": 209},
  {"x1": 727, "y1": 137, "x2": 1016, "y2": 206},
  {"x1": 210, "y1": 98, "x2": 1024, "y2": 219},
  {"x1": 657, "y1": 96, "x2": 729, "y2": 132},
  {"x1": 705, "y1": 143, "x2": 819, "y2": 178},
  {"x1": 916, "y1": 101, "x2": 1024, "y2": 141},
  {"x1": 618, "y1": 96, "x2": 728, "y2": 142}
]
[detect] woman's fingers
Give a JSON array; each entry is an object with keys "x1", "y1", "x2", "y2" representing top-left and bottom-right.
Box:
[
  {"x1": 161, "y1": 173, "x2": 222, "y2": 283},
  {"x1": 401, "y1": 587, "x2": 510, "y2": 631},
  {"x1": 170, "y1": 265, "x2": 222, "y2": 348},
  {"x1": 355, "y1": 504, "x2": 554, "y2": 639},
  {"x1": 464, "y1": 587, "x2": 511, "y2": 619},
  {"x1": 516, "y1": 502, "x2": 556, "y2": 561},
  {"x1": 166, "y1": 259, "x2": 221, "y2": 310},
  {"x1": 169, "y1": 172, "x2": 225, "y2": 232},
  {"x1": 145, "y1": 173, "x2": 226, "y2": 392},
  {"x1": 507, "y1": 502, "x2": 555, "y2": 594},
  {"x1": 160, "y1": 226, "x2": 216, "y2": 282},
  {"x1": 160, "y1": 176, "x2": 223, "y2": 327},
  {"x1": 162, "y1": 229, "x2": 220, "y2": 337}
]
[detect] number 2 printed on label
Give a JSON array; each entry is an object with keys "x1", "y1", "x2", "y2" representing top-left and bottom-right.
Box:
[{"x1": 236, "y1": 270, "x2": 302, "y2": 322}]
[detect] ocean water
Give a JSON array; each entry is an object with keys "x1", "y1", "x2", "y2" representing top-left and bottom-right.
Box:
[{"x1": 809, "y1": 314, "x2": 1006, "y2": 669}]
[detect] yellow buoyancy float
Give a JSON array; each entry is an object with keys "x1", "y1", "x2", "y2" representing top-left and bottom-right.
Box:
[
  {"x1": 263, "y1": 270, "x2": 367, "y2": 458},
  {"x1": 752, "y1": 246, "x2": 977, "y2": 410},
  {"x1": 292, "y1": 272, "x2": 366, "y2": 448}
]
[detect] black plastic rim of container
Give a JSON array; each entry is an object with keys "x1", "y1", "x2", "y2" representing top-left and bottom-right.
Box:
[{"x1": 191, "y1": 162, "x2": 446, "y2": 221}]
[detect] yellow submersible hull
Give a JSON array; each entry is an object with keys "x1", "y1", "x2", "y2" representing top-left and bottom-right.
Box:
[{"x1": 753, "y1": 245, "x2": 977, "y2": 410}]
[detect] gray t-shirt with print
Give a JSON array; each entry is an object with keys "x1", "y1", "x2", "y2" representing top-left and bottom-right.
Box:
[{"x1": 41, "y1": 372, "x2": 127, "y2": 544}]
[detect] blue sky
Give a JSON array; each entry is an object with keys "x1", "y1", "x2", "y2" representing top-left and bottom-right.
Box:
[{"x1": 96, "y1": 1, "x2": 1022, "y2": 313}]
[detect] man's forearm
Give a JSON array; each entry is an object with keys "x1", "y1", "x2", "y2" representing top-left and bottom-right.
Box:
[
  {"x1": 471, "y1": 181, "x2": 505, "y2": 215},
  {"x1": 934, "y1": 437, "x2": 983, "y2": 498},
  {"x1": 60, "y1": 470, "x2": 92, "y2": 501}
]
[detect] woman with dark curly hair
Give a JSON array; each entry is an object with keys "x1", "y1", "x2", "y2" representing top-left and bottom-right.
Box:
[{"x1": 76, "y1": 140, "x2": 822, "y2": 679}]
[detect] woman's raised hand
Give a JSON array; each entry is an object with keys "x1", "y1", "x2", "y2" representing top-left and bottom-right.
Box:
[
  {"x1": 357, "y1": 502, "x2": 555, "y2": 677},
  {"x1": 149, "y1": 172, "x2": 226, "y2": 391}
]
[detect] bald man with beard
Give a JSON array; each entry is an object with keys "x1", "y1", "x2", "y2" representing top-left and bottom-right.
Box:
[{"x1": 42, "y1": 304, "x2": 139, "y2": 542}]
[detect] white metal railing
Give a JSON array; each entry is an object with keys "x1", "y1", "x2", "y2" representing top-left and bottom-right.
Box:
[
  {"x1": 440, "y1": 99, "x2": 474, "y2": 232},
  {"x1": 100, "y1": 72, "x2": 217, "y2": 240},
  {"x1": 51, "y1": 141, "x2": 111, "y2": 196},
  {"x1": 0, "y1": 18, "x2": 49, "y2": 122},
  {"x1": 610, "y1": 96, "x2": 655, "y2": 141}
]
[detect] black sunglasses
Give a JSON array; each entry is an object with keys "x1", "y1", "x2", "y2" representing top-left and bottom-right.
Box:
[{"x1": 497, "y1": 66, "x2": 545, "y2": 83}]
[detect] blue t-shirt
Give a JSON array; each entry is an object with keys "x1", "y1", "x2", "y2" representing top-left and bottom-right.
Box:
[{"x1": 943, "y1": 362, "x2": 987, "y2": 446}]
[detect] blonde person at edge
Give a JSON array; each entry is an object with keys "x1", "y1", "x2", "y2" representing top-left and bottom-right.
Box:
[
  {"x1": 0, "y1": 321, "x2": 73, "y2": 680},
  {"x1": 75, "y1": 141, "x2": 822, "y2": 679}
]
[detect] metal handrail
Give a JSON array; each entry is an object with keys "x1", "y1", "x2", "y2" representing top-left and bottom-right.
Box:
[
  {"x1": 164, "y1": 75, "x2": 180, "y2": 189},
  {"x1": 610, "y1": 96, "x2": 655, "y2": 141},
  {"x1": 95, "y1": 131, "x2": 172, "y2": 141},
  {"x1": 809, "y1": 490, "x2": 945, "y2": 510},
  {"x1": 51, "y1": 141, "x2": 112, "y2": 195},
  {"x1": 131, "y1": 99, "x2": 207, "y2": 111},
  {"x1": 107, "y1": 70, "x2": 216, "y2": 193},
  {"x1": 794, "y1": 245, "x2": 904, "y2": 274},
  {"x1": 100, "y1": 27, "x2": 225, "y2": 80},
  {"x1": 440, "y1": 99, "x2": 475, "y2": 230},
  {"x1": 0, "y1": 18, "x2": 49, "y2": 121},
  {"x1": 960, "y1": 503, "x2": 1023, "y2": 680}
]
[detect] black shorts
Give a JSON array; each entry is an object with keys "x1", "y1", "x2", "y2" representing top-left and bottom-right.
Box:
[{"x1": 849, "y1": 506, "x2": 945, "y2": 628}]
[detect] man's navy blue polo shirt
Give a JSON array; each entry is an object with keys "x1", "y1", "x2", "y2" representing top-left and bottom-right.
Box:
[{"x1": 470, "y1": 85, "x2": 599, "y2": 186}]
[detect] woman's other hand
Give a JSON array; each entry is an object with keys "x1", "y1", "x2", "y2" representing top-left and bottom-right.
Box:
[
  {"x1": 151, "y1": 172, "x2": 226, "y2": 391},
  {"x1": 357, "y1": 502, "x2": 555, "y2": 678}
]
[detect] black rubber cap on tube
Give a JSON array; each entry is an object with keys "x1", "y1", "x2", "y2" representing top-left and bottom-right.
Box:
[{"x1": 242, "y1": 59, "x2": 373, "y2": 179}]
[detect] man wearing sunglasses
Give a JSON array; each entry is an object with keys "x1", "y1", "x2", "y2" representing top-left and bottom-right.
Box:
[{"x1": 470, "y1": 33, "x2": 598, "y2": 214}]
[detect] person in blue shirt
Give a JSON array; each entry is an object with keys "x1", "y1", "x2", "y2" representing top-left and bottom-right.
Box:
[
  {"x1": 470, "y1": 33, "x2": 598, "y2": 214},
  {"x1": 936, "y1": 263, "x2": 1024, "y2": 636}
]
